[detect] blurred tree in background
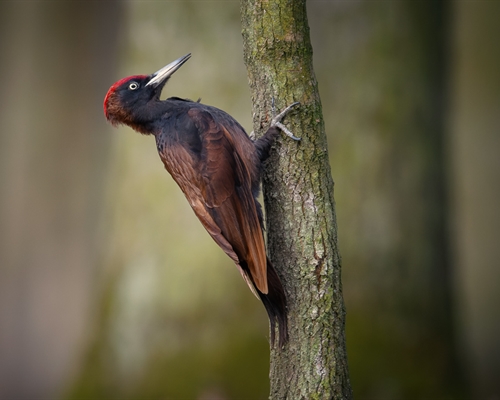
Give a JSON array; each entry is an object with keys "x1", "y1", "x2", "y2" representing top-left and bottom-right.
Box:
[
  {"x1": 315, "y1": 1, "x2": 464, "y2": 397},
  {"x1": 449, "y1": 2, "x2": 500, "y2": 397},
  {"x1": 0, "y1": 1, "x2": 123, "y2": 398},
  {"x1": 0, "y1": 1, "x2": 499, "y2": 399}
]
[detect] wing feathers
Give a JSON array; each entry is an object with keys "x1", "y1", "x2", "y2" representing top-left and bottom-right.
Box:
[{"x1": 158, "y1": 108, "x2": 268, "y2": 294}]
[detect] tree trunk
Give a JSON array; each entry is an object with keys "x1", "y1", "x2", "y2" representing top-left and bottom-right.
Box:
[{"x1": 240, "y1": 1, "x2": 352, "y2": 398}]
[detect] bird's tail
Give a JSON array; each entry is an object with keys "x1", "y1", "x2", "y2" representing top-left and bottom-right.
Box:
[{"x1": 257, "y1": 257, "x2": 288, "y2": 347}]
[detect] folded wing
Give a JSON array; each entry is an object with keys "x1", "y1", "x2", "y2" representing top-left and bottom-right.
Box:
[{"x1": 157, "y1": 108, "x2": 268, "y2": 294}]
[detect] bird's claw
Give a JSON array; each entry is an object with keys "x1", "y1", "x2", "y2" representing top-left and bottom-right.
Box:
[{"x1": 270, "y1": 100, "x2": 301, "y2": 141}]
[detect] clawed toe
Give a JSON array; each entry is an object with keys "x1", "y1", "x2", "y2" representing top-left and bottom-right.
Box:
[{"x1": 270, "y1": 100, "x2": 301, "y2": 141}]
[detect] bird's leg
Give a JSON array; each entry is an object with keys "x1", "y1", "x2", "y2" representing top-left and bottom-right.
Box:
[
  {"x1": 249, "y1": 99, "x2": 299, "y2": 142},
  {"x1": 255, "y1": 99, "x2": 301, "y2": 163},
  {"x1": 270, "y1": 98, "x2": 301, "y2": 141}
]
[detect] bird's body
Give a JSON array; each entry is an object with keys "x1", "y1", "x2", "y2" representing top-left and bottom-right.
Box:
[{"x1": 104, "y1": 54, "x2": 298, "y2": 346}]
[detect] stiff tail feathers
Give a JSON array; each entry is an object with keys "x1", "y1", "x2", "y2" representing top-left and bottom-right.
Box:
[{"x1": 256, "y1": 257, "x2": 288, "y2": 347}]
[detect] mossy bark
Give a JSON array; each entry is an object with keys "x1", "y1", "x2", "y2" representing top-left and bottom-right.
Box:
[{"x1": 241, "y1": 1, "x2": 352, "y2": 398}]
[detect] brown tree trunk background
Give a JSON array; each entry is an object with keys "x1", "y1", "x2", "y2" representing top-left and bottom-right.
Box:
[
  {"x1": 450, "y1": 1, "x2": 500, "y2": 397},
  {"x1": 305, "y1": 1, "x2": 468, "y2": 397},
  {"x1": 0, "y1": 2, "x2": 123, "y2": 398},
  {"x1": 241, "y1": 0, "x2": 352, "y2": 398},
  {"x1": 304, "y1": 1, "x2": 470, "y2": 397}
]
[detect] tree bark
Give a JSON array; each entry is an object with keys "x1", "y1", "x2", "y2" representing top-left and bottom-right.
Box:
[{"x1": 241, "y1": 1, "x2": 352, "y2": 398}]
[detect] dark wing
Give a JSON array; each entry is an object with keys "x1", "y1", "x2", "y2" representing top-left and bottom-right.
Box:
[{"x1": 157, "y1": 107, "x2": 268, "y2": 294}]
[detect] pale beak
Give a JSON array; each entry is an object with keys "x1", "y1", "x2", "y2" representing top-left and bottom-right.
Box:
[{"x1": 146, "y1": 53, "x2": 191, "y2": 88}]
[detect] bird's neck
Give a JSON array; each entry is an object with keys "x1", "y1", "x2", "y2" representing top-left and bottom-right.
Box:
[{"x1": 126, "y1": 99, "x2": 179, "y2": 136}]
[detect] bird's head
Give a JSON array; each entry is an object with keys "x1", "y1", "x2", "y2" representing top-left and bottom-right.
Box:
[{"x1": 104, "y1": 53, "x2": 191, "y2": 128}]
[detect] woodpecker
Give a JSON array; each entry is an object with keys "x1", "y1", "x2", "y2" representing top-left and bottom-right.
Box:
[{"x1": 104, "y1": 53, "x2": 299, "y2": 346}]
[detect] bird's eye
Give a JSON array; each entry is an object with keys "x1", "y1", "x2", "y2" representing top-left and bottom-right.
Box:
[{"x1": 129, "y1": 82, "x2": 139, "y2": 90}]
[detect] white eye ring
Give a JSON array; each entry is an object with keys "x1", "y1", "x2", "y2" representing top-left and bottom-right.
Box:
[{"x1": 129, "y1": 82, "x2": 139, "y2": 90}]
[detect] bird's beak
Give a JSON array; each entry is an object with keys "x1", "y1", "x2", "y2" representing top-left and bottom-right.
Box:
[{"x1": 146, "y1": 53, "x2": 191, "y2": 88}]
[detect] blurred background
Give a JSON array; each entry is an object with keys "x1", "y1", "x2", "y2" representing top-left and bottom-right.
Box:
[{"x1": 0, "y1": 1, "x2": 498, "y2": 399}]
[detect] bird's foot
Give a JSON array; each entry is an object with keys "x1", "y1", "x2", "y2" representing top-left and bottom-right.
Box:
[{"x1": 270, "y1": 98, "x2": 301, "y2": 141}]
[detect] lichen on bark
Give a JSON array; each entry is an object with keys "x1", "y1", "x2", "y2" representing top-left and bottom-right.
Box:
[{"x1": 240, "y1": 0, "x2": 352, "y2": 398}]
